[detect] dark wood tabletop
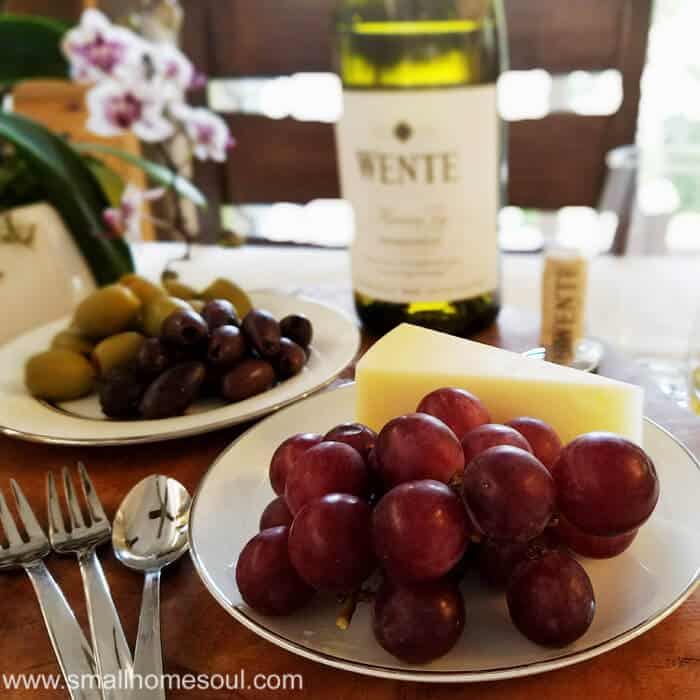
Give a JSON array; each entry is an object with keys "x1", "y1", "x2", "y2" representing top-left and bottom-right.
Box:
[{"x1": 1, "y1": 298, "x2": 699, "y2": 700}]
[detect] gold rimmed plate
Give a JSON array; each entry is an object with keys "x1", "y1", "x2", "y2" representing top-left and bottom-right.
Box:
[
  {"x1": 0, "y1": 292, "x2": 360, "y2": 446},
  {"x1": 189, "y1": 383, "x2": 700, "y2": 683}
]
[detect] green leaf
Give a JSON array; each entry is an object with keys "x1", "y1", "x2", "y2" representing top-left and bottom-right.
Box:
[
  {"x1": 83, "y1": 155, "x2": 126, "y2": 207},
  {"x1": 0, "y1": 112, "x2": 134, "y2": 284},
  {"x1": 0, "y1": 15, "x2": 69, "y2": 86},
  {"x1": 74, "y1": 142, "x2": 207, "y2": 208}
]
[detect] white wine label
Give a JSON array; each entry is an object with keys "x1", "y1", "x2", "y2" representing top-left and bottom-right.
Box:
[{"x1": 336, "y1": 85, "x2": 500, "y2": 304}]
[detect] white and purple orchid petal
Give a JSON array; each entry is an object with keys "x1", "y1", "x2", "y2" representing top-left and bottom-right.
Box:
[
  {"x1": 143, "y1": 187, "x2": 167, "y2": 202},
  {"x1": 103, "y1": 207, "x2": 124, "y2": 234},
  {"x1": 131, "y1": 109, "x2": 175, "y2": 142},
  {"x1": 146, "y1": 44, "x2": 195, "y2": 101},
  {"x1": 62, "y1": 10, "x2": 145, "y2": 84},
  {"x1": 86, "y1": 81, "x2": 173, "y2": 142},
  {"x1": 104, "y1": 185, "x2": 148, "y2": 240},
  {"x1": 190, "y1": 71, "x2": 208, "y2": 90},
  {"x1": 172, "y1": 104, "x2": 233, "y2": 162}
]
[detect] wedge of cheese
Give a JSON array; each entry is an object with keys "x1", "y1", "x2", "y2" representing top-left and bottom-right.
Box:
[{"x1": 355, "y1": 324, "x2": 644, "y2": 445}]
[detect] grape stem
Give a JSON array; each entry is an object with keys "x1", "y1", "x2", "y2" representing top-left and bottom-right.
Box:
[
  {"x1": 336, "y1": 593, "x2": 358, "y2": 631},
  {"x1": 335, "y1": 588, "x2": 376, "y2": 631}
]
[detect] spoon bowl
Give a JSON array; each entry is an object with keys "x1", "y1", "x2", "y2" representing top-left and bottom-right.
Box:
[
  {"x1": 113, "y1": 475, "x2": 191, "y2": 699},
  {"x1": 113, "y1": 475, "x2": 191, "y2": 572}
]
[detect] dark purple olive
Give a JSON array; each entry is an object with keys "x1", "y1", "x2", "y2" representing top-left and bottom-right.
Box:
[
  {"x1": 242, "y1": 309, "x2": 281, "y2": 359},
  {"x1": 201, "y1": 364, "x2": 226, "y2": 397},
  {"x1": 136, "y1": 337, "x2": 172, "y2": 378},
  {"x1": 161, "y1": 309, "x2": 209, "y2": 348},
  {"x1": 274, "y1": 337, "x2": 307, "y2": 379},
  {"x1": 208, "y1": 326, "x2": 247, "y2": 369},
  {"x1": 280, "y1": 314, "x2": 313, "y2": 349},
  {"x1": 202, "y1": 299, "x2": 239, "y2": 330},
  {"x1": 140, "y1": 361, "x2": 206, "y2": 419},
  {"x1": 99, "y1": 367, "x2": 146, "y2": 419},
  {"x1": 221, "y1": 359, "x2": 276, "y2": 402},
  {"x1": 172, "y1": 342, "x2": 209, "y2": 364}
]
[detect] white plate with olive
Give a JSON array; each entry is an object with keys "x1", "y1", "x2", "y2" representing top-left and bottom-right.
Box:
[{"x1": 0, "y1": 291, "x2": 360, "y2": 446}]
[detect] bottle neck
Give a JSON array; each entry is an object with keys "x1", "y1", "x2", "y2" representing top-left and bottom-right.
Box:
[
  {"x1": 336, "y1": 0, "x2": 494, "y2": 24},
  {"x1": 335, "y1": 0, "x2": 503, "y2": 89}
]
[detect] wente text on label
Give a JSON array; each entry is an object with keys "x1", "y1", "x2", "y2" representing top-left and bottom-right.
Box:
[{"x1": 357, "y1": 151, "x2": 460, "y2": 185}]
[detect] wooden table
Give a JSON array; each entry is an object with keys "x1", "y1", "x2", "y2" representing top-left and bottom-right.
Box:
[{"x1": 1, "y1": 291, "x2": 700, "y2": 699}]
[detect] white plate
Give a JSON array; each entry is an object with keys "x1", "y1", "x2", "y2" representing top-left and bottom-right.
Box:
[
  {"x1": 0, "y1": 293, "x2": 360, "y2": 446},
  {"x1": 189, "y1": 383, "x2": 700, "y2": 683}
]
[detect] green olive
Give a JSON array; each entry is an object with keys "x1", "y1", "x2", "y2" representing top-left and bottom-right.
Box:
[
  {"x1": 51, "y1": 330, "x2": 94, "y2": 357},
  {"x1": 189, "y1": 299, "x2": 206, "y2": 314},
  {"x1": 141, "y1": 295, "x2": 191, "y2": 337},
  {"x1": 74, "y1": 285, "x2": 142, "y2": 339},
  {"x1": 201, "y1": 278, "x2": 253, "y2": 318},
  {"x1": 92, "y1": 332, "x2": 145, "y2": 376},
  {"x1": 25, "y1": 350, "x2": 96, "y2": 402},
  {"x1": 120, "y1": 274, "x2": 164, "y2": 304},
  {"x1": 163, "y1": 279, "x2": 199, "y2": 300}
]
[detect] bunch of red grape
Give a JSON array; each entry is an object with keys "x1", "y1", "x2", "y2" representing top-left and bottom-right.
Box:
[{"x1": 235, "y1": 388, "x2": 660, "y2": 664}]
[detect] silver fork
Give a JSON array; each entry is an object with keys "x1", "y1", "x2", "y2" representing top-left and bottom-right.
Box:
[
  {"x1": 48, "y1": 464, "x2": 132, "y2": 698},
  {"x1": 0, "y1": 480, "x2": 101, "y2": 700}
]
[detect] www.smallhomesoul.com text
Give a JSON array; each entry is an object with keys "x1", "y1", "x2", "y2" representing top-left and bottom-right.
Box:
[{"x1": 1, "y1": 670, "x2": 304, "y2": 692}]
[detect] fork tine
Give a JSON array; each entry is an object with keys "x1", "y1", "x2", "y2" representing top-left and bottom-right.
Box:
[
  {"x1": 11, "y1": 480, "x2": 46, "y2": 542},
  {"x1": 0, "y1": 486, "x2": 22, "y2": 546},
  {"x1": 62, "y1": 467, "x2": 85, "y2": 530},
  {"x1": 46, "y1": 472, "x2": 66, "y2": 539},
  {"x1": 77, "y1": 462, "x2": 107, "y2": 524}
]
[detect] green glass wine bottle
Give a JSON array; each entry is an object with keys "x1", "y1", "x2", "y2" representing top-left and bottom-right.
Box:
[{"x1": 334, "y1": 0, "x2": 507, "y2": 336}]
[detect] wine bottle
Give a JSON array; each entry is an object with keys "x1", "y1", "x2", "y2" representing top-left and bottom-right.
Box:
[{"x1": 334, "y1": 0, "x2": 507, "y2": 336}]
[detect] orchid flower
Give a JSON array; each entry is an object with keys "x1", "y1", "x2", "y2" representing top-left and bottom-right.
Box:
[
  {"x1": 65, "y1": 8, "x2": 236, "y2": 246},
  {"x1": 171, "y1": 103, "x2": 235, "y2": 162},
  {"x1": 148, "y1": 43, "x2": 197, "y2": 99},
  {"x1": 86, "y1": 80, "x2": 174, "y2": 142},
  {"x1": 103, "y1": 185, "x2": 165, "y2": 240},
  {"x1": 62, "y1": 9, "x2": 145, "y2": 84}
]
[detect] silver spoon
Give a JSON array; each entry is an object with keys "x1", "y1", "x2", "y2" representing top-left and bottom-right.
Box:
[{"x1": 112, "y1": 476, "x2": 191, "y2": 699}]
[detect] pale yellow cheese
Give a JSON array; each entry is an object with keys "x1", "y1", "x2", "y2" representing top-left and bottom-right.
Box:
[{"x1": 355, "y1": 324, "x2": 644, "y2": 446}]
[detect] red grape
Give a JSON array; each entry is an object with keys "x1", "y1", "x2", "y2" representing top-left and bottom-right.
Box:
[
  {"x1": 269, "y1": 433, "x2": 323, "y2": 496},
  {"x1": 506, "y1": 417, "x2": 562, "y2": 472},
  {"x1": 373, "y1": 578, "x2": 465, "y2": 663},
  {"x1": 375, "y1": 413, "x2": 465, "y2": 488},
  {"x1": 285, "y1": 441, "x2": 368, "y2": 515},
  {"x1": 507, "y1": 550, "x2": 595, "y2": 647},
  {"x1": 373, "y1": 480, "x2": 469, "y2": 583},
  {"x1": 479, "y1": 538, "x2": 532, "y2": 589},
  {"x1": 288, "y1": 494, "x2": 375, "y2": 594},
  {"x1": 417, "y1": 387, "x2": 491, "y2": 439},
  {"x1": 555, "y1": 513, "x2": 638, "y2": 559},
  {"x1": 554, "y1": 433, "x2": 660, "y2": 536},
  {"x1": 235, "y1": 526, "x2": 314, "y2": 616},
  {"x1": 462, "y1": 446, "x2": 556, "y2": 542},
  {"x1": 446, "y1": 550, "x2": 474, "y2": 583},
  {"x1": 461, "y1": 424, "x2": 533, "y2": 465},
  {"x1": 324, "y1": 422, "x2": 376, "y2": 463},
  {"x1": 259, "y1": 497, "x2": 293, "y2": 530}
]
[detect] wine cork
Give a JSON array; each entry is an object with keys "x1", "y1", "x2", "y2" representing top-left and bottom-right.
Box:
[{"x1": 540, "y1": 250, "x2": 588, "y2": 366}]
